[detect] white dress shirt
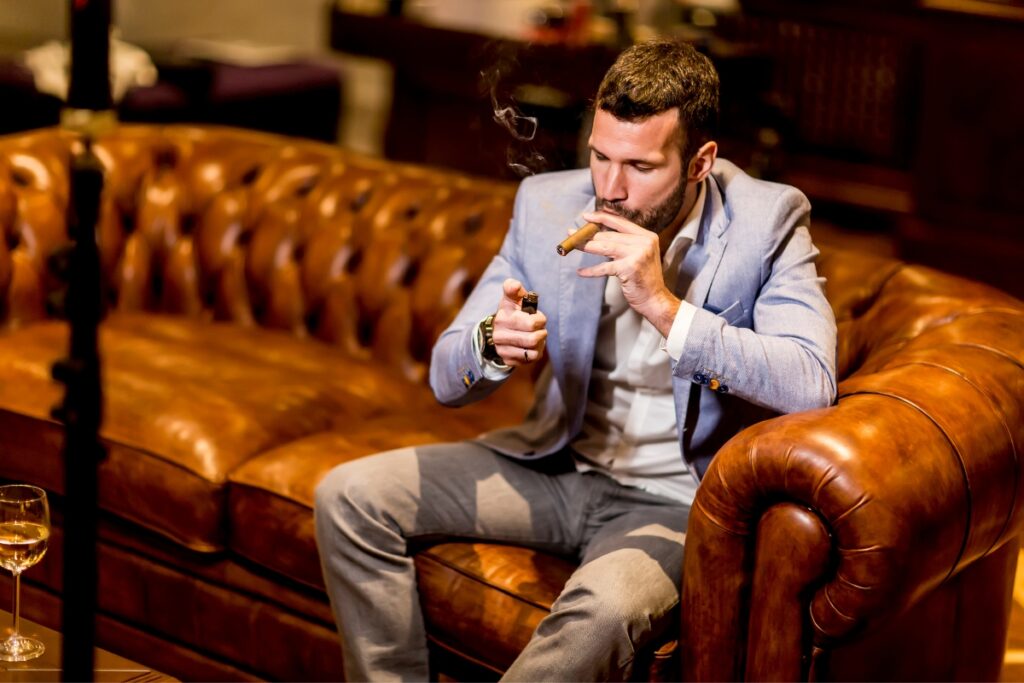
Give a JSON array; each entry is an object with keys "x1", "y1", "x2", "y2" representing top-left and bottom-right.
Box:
[{"x1": 571, "y1": 181, "x2": 705, "y2": 505}]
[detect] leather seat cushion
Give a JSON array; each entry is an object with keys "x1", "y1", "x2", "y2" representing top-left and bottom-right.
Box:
[
  {"x1": 418, "y1": 542, "x2": 679, "y2": 676},
  {"x1": 227, "y1": 417, "x2": 661, "y2": 676},
  {"x1": 416, "y1": 542, "x2": 575, "y2": 673},
  {"x1": 228, "y1": 426, "x2": 582, "y2": 673},
  {"x1": 0, "y1": 312, "x2": 419, "y2": 551},
  {"x1": 227, "y1": 411, "x2": 510, "y2": 588}
]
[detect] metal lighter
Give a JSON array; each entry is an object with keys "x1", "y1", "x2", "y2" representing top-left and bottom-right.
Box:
[{"x1": 521, "y1": 291, "x2": 539, "y2": 314}]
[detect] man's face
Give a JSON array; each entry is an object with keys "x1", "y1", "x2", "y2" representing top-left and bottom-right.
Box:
[{"x1": 588, "y1": 108, "x2": 689, "y2": 234}]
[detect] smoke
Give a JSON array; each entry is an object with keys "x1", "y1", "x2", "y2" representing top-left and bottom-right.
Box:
[
  {"x1": 481, "y1": 44, "x2": 550, "y2": 178},
  {"x1": 492, "y1": 104, "x2": 538, "y2": 142},
  {"x1": 492, "y1": 100, "x2": 542, "y2": 178},
  {"x1": 505, "y1": 149, "x2": 548, "y2": 178}
]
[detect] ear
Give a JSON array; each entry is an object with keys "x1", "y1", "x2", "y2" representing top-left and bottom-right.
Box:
[{"x1": 687, "y1": 141, "x2": 718, "y2": 182}]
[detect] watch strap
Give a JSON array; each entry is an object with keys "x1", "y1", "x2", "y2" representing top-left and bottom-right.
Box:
[{"x1": 479, "y1": 314, "x2": 504, "y2": 364}]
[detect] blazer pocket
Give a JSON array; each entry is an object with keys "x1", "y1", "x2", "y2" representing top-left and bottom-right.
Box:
[{"x1": 704, "y1": 300, "x2": 746, "y2": 326}]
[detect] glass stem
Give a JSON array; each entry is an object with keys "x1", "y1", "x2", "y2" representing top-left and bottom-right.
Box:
[{"x1": 11, "y1": 571, "x2": 20, "y2": 637}]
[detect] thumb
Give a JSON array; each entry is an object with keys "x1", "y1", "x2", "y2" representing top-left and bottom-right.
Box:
[{"x1": 499, "y1": 278, "x2": 527, "y2": 311}]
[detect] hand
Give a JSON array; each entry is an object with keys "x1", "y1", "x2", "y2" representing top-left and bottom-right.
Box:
[
  {"x1": 576, "y1": 211, "x2": 680, "y2": 336},
  {"x1": 492, "y1": 278, "x2": 547, "y2": 367}
]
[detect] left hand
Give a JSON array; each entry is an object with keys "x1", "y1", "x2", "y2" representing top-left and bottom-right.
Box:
[{"x1": 576, "y1": 210, "x2": 680, "y2": 335}]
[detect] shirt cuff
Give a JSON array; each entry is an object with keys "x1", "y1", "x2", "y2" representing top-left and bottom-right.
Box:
[
  {"x1": 473, "y1": 316, "x2": 513, "y2": 380},
  {"x1": 663, "y1": 300, "x2": 698, "y2": 361}
]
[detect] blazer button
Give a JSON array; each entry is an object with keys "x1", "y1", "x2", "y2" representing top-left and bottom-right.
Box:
[
  {"x1": 694, "y1": 373, "x2": 708, "y2": 385},
  {"x1": 717, "y1": 384, "x2": 729, "y2": 394}
]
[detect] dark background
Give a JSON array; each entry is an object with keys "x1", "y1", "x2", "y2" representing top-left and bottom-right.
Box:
[{"x1": 1, "y1": 0, "x2": 1021, "y2": 297}]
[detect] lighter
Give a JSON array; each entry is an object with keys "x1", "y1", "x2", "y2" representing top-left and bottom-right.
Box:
[{"x1": 521, "y1": 291, "x2": 539, "y2": 314}]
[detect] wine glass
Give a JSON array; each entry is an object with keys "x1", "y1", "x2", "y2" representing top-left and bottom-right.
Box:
[{"x1": 0, "y1": 485, "x2": 50, "y2": 662}]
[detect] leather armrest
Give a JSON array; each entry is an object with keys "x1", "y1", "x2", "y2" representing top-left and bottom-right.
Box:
[{"x1": 681, "y1": 305, "x2": 1024, "y2": 681}]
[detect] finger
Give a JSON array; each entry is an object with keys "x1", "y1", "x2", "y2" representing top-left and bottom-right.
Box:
[
  {"x1": 497, "y1": 344, "x2": 544, "y2": 366},
  {"x1": 585, "y1": 231, "x2": 660, "y2": 269},
  {"x1": 495, "y1": 345, "x2": 526, "y2": 367},
  {"x1": 581, "y1": 235, "x2": 629, "y2": 259},
  {"x1": 522, "y1": 345, "x2": 546, "y2": 362},
  {"x1": 493, "y1": 327, "x2": 548, "y2": 349},
  {"x1": 499, "y1": 354, "x2": 524, "y2": 368},
  {"x1": 583, "y1": 210, "x2": 647, "y2": 235},
  {"x1": 527, "y1": 310, "x2": 547, "y2": 330},
  {"x1": 499, "y1": 278, "x2": 527, "y2": 312},
  {"x1": 577, "y1": 262, "x2": 621, "y2": 279},
  {"x1": 589, "y1": 230, "x2": 638, "y2": 246},
  {"x1": 496, "y1": 310, "x2": 547, "y2": 334},
  {"x1": 510, "y1": 310, "x2": 548, "y2": 331}
]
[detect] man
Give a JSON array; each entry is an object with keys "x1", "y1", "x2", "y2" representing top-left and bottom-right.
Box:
[{"x1": 315, "y1": 40, "x2": 836, "y2": 681}]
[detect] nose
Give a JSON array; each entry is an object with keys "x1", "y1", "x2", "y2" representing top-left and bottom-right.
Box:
[{"x1": 598, "y1": 164, "x2": 627, "y2": 203}]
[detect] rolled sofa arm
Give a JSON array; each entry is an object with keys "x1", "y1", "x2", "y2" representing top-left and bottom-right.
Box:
[{"x1": 681, "y1": 270, "x2": 1024, "y2": 681}]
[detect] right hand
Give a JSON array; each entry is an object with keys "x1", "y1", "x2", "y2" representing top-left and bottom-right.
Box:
[{"x1": 492, "y1": 278, "x2": 547, "y2": 367}]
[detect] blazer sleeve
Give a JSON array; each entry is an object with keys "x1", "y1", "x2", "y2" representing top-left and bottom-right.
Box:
[
  {"x1": 428, "y1": 178, "x2": 530, "y2": 407},
  {"x1": 673, "y1": 188, "x2": 838, "y2": 414}
]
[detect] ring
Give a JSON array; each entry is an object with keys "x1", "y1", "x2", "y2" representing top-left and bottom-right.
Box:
[{"x1": 524, "y1": 349, "x2": 529, "y2": 361}]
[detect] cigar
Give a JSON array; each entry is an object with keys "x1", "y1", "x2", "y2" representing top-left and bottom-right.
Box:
[{"x1": 556, "y1": 222, "x2": 600, "y2": 256}]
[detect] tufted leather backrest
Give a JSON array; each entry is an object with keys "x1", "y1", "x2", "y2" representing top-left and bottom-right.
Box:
[
  {"x1": 817, "y1": 246, "x2": 1022, "y2": 381},
  {"x1": 5, "y1": 126, "x2": 1019, "y2": 392},
  {"x1": 0, "y1": 126, "x2": 515, "y2": 384}
]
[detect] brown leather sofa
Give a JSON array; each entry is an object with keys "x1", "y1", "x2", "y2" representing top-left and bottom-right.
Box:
[{"x1": 0, "y1": 125, "x2": 1022, "y2": 681}]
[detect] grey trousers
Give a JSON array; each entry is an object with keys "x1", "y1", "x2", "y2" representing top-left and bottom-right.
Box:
[{"x1": 313, "y1": 441, "x2": 689, "y2": 682}]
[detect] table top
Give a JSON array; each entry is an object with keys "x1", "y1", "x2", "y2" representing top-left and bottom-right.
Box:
[{"x1": 0, "y1": 612, "x2": 175, "y2": 682}]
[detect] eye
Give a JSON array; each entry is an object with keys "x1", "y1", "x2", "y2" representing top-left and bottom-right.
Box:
[
  {"x1": 592, "y1": 150, "x2": 608, "y2": 162},
  {"x1": 633, "y1": 164, "x2": 655, "y2": 173}
]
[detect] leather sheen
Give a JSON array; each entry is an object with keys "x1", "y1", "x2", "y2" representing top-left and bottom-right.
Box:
[{"x1": 1, "y1": 125, "x2": 1022, "y2": 681}]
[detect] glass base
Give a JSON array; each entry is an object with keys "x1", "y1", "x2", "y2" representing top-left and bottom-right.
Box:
[{"x1": 0, "y1": 634, "x2": 45, "y2": 662}]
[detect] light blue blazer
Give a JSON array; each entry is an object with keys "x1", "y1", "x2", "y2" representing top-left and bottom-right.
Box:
[{"x1": 429, "y1": 159, "x2": 838, "y2": 477}]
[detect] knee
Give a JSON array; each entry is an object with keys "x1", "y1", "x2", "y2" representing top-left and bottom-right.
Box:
[
  {"x1": 315, "y1": 459, "x2": 386, "y2": 559},
  {"x1": 584, "y1": 587, "x2": 662, "y2": 640},
  {"x1": 314, "y1": 449, "x2": 417, "y2": 530},
  {"x1": 551, "y1": 565, "x2": 679, "y2": 644},
  {"x1": 315, "y1": 457, "x2": 381, "y2": 521}
]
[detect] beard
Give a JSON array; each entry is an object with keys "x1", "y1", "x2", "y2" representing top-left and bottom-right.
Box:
[{"x1": 595, "y1": 174, "x2": 689, "y2": 235}]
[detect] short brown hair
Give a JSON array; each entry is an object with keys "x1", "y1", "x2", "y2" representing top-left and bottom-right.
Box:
[{"x1": 595, "y1": 40, "x2": 720, "y2": 162}]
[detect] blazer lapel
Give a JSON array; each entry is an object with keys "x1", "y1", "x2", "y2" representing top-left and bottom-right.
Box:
[
  {"x1": 681, "y1": 175, "x2": 729, "y2": 307},
  {"x1": 556, "y1": 208, "x2": 606, "y2": 436},
  {"x1": 675, "y1": 175, "x2": 730, "y2": 475}
]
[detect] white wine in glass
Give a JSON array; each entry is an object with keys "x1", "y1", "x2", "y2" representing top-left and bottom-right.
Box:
[{"x1": 0, "y1": 485, "x2": 50, "y2": 662}]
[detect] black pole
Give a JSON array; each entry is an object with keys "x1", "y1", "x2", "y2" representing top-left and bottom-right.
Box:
[
  {"x1": 56, "y1": 0, "x2": 113, "y2": 679},
  {"x1": 386, "y1": 0, "x2": 405, "y2": 17},
  {"x1": 54, "y1": 145, "x2": 105, "y2": 682},
  {"x1": 68, "y1": 0, "x2": 112, "y2": 111}
]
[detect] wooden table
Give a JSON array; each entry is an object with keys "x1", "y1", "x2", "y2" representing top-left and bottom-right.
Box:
[{"x1": 0, "y1": 611, "x2": 175, "y2": 682}]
